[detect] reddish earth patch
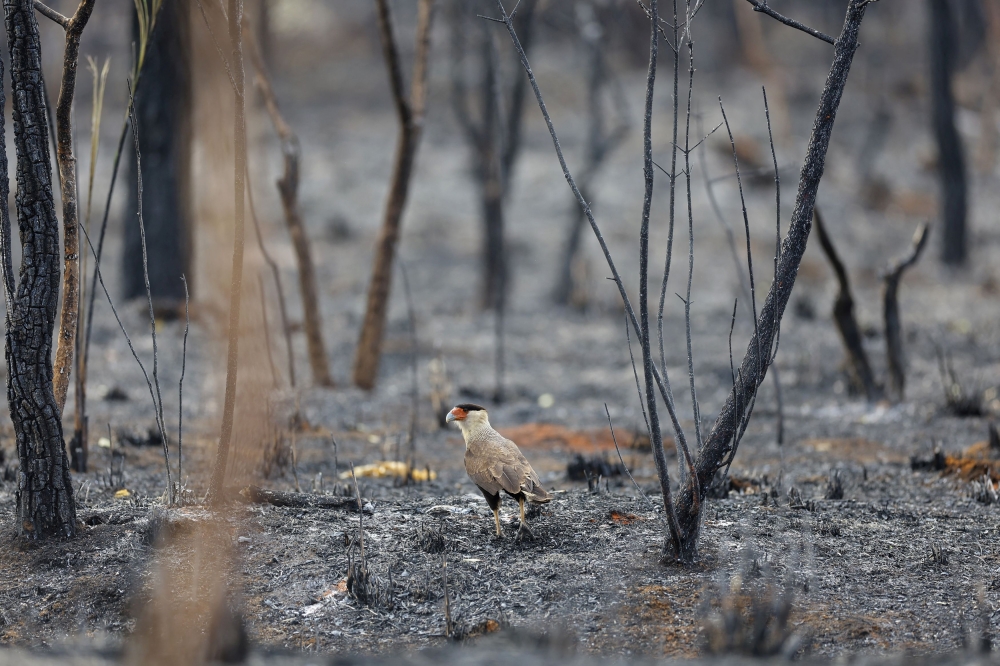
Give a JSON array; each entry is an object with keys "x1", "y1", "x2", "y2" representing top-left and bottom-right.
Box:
[
  {"x1": 499, "y1": 423, "x2": 662, "y2": 454},
  {"x1": 608, "y1": 510, "x2": 642, "y2": 525}
]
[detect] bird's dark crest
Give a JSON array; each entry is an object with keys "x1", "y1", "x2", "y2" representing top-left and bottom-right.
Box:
[{"x1": 455, "y1": 403, "x2": 486, "y2": 412}]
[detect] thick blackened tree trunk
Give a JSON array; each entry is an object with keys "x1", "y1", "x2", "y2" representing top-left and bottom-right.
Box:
[
  {"x1": 124, "y1": 0, "x2": 192, "y2": 303},
  {"x1": 929, "y1": 0, "x2": 967, "y2": 265},
  {"x1": 3, "y1": 0, "x2": 76, "y2": 538}
]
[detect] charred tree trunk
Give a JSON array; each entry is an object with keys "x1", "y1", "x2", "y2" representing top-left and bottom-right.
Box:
[
  {"x1": 929, "y1": 0, "x2": 967, "y2": 265},
  {"x1": 123, "y1": 0, "x2": 192, "y2": 305},
  {"x1": 4, "y1": 0, "x2": 77, "y2": 538},
  {"x1": 352, "y1": 0, "x2": 435, "y2": 390}
]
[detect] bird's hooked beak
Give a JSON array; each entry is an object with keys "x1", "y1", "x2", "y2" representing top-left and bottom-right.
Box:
[
  {"x1": 445, "y1": 407, "x2": 464, "y2": 424},
  {"x1": 445, "y1": 410, "x2": 456, "y2": 424}
]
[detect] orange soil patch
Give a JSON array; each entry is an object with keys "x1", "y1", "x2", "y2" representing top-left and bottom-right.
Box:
[
  {"x1": 609, "y1": 510, "x2": 643, "y2": 525},
  {"x1": 801, "y1": 438, "x2": 905, "y2": 464},
  {"x1": 499, "y1": 423, "x2": 663, "y2": 455},
  {"x1": 944, "y1": 442, "x2": 1000, "y2": 482}
]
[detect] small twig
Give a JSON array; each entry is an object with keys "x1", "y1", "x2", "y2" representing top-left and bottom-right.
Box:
[
  {"x1": 257, "y1": 273, "x2": 279, "y2": 388},
  {"x1": 178, "y1": 275, "x2": 189, "y2": 492},
  {"x1": 246, "y1": 164, "x2": 295, "y2": 387},
  {"x1": 623, "y1": 311, "x2": 651, "y2": 438},
  {"x1": 606, "y1": 404, "x2": 660, "y2": 519},
  {"x1": 743, "y1": 0, "x2": 835, "y2": 45},
  {"x1": 128, "y1": 83, "x2": 172, "y2": 503}
]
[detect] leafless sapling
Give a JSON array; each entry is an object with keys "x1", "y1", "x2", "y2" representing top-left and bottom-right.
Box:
[
  {"x1": 353, "y1": 0, "x2": 436, "y2": 390},
  {"x1": 3, "y1": 0, "x2": 77, "y2": 537},
  {"x1": 209, "y1": 0, "x2": 248, "y2": 501},
  {"x1": 34, "y1": 1, "x2": 96, "y2": 425},
  {"x1": 244, "y1": 18, "x2": 333, "y2": 388},
  {"x1": 492, "y1": 0, "x2": 875, "y2": 561},
  {"x1": 80, "y1": 0, "x2": 163, "y2": 474}
]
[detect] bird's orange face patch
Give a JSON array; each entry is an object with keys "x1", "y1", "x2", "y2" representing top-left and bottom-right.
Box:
[{"x1": 449, "y1": 407, "x2": 468, "y2": 421}]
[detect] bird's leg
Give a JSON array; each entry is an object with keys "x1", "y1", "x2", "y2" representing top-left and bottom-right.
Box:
[
  {"x1": 516, "y1": 496, "x2": 534, "y2": 541},
  {"x1": 493, "y1": 506, "x2": 502, "y2": 537}
]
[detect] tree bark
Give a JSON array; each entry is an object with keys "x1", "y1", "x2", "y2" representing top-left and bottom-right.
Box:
[
  {"x1": 50, "y1": 0, "x2": 96, "y2": 420},
  {"x1": 4, "y1": 0, "x2": 77, "y2": 538},
  {"x1": 352, "y1": 0, "x2": 435, "y2": 390},
  {"x1": 929, "y1": 0, "x2": 967, "y2": 265},
  {"x1": 123, "y1": 0, "x2": 192, "y2": 304}
]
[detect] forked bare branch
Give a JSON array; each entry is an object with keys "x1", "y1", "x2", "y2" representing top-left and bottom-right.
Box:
[{"x1": 883, "y1": 223, "x2": 930, "y2": 399}]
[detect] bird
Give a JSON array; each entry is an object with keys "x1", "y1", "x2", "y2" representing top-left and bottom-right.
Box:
[{"x1": 446, "y1": 403, "x2": 552, "y2": 539}]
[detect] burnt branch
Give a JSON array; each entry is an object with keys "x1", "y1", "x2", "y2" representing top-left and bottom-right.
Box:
[
  {"x1": 743, "y1": 0, "x2": 835, "y2": 45},
  {"x1": 47, "y1": 0, "x2": 97, "y2": 416},
  {"x1": 353, "y1": 0, "x2": 436, "y2": 390},
  {"x1": 33, "y1": 1, "x2": 68, "y2": 27},
  {"x1": 244, "y1": 18, "x2": 332, "y2": 388},
  {"x1": 883, "y1": 223, "x2": 930, "y2": 399},
  {"x1": 813, "y1": 207, "x2": 880, "y2": 401}
]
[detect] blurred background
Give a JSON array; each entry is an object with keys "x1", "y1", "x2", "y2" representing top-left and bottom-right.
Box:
[{"x1": 3, "y1": 0, "x2": 996, "y2": 493}]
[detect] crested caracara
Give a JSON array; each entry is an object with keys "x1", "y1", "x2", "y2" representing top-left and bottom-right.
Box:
[{"x1": 446, "y1": 403, "x2": 552, "y2": 538}]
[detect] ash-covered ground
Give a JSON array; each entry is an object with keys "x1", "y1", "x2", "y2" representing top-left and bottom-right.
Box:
[{"x1": 0, "y1": 0, "x2": 999, "y2": 662}]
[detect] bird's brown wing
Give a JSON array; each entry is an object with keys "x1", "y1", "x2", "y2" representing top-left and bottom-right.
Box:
[{"x1": 465, "y1": 435, "x2": 552, "y2": 503}]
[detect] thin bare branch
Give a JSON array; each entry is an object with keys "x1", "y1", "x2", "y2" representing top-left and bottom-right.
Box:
[
  {"x1": 743, "y1": 0, "x2": 835, "y2": 45},
  {"x1": 33, "y1": 0, "x2": 68, "y2": 28},
  {"x1": 128, "y1": 83, "x2": 172, "y2": 503},
  {"x1": 247, "y1": 162, "x2": 295, "y2": 387},
  {"x1": 178, "y1": 275, "x2": 189, "y2": 491}
]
